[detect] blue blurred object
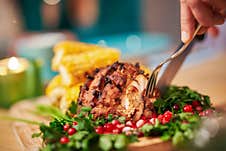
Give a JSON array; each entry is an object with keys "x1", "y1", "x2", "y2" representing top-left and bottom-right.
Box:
[
  {"x1": 82, "y1": 32, "x2": 171, "y2": 58},
  {"x1": 15, "y1": 33, "x2": 66, "y2": 82}
]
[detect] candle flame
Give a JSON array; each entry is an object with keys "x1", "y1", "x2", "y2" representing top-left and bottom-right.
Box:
[{"x1": 8, "y1": 57, "x2": 20, "y2": 71}]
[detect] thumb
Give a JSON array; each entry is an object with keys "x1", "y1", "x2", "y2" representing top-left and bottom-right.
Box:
[{"x1": 180, "y1": 0, "x2": 196, "y2": 43}]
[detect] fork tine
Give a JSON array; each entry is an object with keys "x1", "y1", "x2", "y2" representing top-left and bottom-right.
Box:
[
  {"x1": 146, "y1": 70, "x2": 160, "y2": 97},
  {"x1": 149, "y1": 73, "x2": 158, "y2": 96},
  {"x1": 145, "y1": 72, "x2": 155, "y2": 96}
]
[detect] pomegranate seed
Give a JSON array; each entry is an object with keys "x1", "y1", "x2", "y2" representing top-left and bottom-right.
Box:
[
  {"x1": 112, "y1": 128, "x2": 121, "y2": 134},
  {"x1": 116, "y1": 124, "x2": 125, "y2": 130},
  {"x1": 112, "y1": 120, "x2": 120, "y2": 126},
  {"x1": 122, "y1": 126, "x2": 132, "y2": 132},
  {"x1": 137, "y1": 132, "x2": 144, "y2": 137},
  {"x1": 125, "y1": 121, "x2": 134, "y2": 127},
  {"x1": 151, "y1": 112, "x2": 157, "y2": 118},
  {"x1": 72, "y1": 121, "x2": 78, "y2": 126},
  {"x1": 141, "y1": 115, "x2": 147, "y2": 120},
  {"x1": 164, "y1": 111, "x2": 172, "y2": 121},
  {"x1": 205, "y1": 109, "x2": 213, "y2": 116},
  {"x1": 158, "y1": 114, "x2": 164, "y2": 123},
  {"x1": 173, "y1": 104, "x2": 179, "y2": 111},
  {"x1": 192, "y1": 100, "x2": 200, "y2": 107},
  {"x1": 63, "y1": 124, "x2": 70, "y2": 131},
  {"x1": 104, "y1": 123, "x2": 114, "y2": 132},
  {"x1": 95, "y1": 126, "x2": 104, "y2": 134},
  {"x1": 183, "y1": 105, "x2": 193, "y2": 112},
  {"x1": 199, "y1": 111, "x2": 205, "y2": 116},
  {"x1": 60, "y1": 136, "x2": 70, "y2": 144},
  {"x1": 68, "y1": 128, "x2": 76, "y2": 135},
  {"x1": 136, "y1": 119, "x2": 145, "y2": 128},
  {"x1": 162, "y1": 117, "x2": 170, "y2": 124},
  {"x1": 196, "y1": 106, "x2": 203, "y2": 112},
  {"x1": 149, "y1": 118, "x2": 158, "y2": 125}
]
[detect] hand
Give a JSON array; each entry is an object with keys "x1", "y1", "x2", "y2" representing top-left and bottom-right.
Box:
[{"x1": 180, "y1": 0, "x2": 226, "y2": 42}]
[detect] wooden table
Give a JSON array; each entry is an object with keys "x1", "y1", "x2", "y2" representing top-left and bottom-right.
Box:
[{"x1": 0, "y1": 52, "x2": 226, "y2": 151}]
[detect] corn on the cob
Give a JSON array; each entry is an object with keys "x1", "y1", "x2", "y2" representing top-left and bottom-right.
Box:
[
  {"x1": 46, "y1": 75, "x2": 63, "y2": 95},
  {"x1": 140, "y1": 64, "x2": 151, "y2": 75},
  {"x1": 65, "y1": 83, "x2": 83, "y2": 103},
  {"x1": 52, "y1": 41, "x2": 104, "y2": 70},
  {"x1": 53, "y1": 41, "x2": 99, "y2": 54},
  {"x1": 47, "y1": 41, "x2": 121, "y2": 111},
  {"x1": 58, "y1": 48, "x2": 120, "y2": 73}
]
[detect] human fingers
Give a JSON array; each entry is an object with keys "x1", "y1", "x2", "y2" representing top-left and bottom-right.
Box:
[
  {"x1": 187, "y1": 0, "x2": 225, "y2": 26},
  {"x1": 208, "y1": 26, "x2": 219, "y2": 37},
  {"x1": 180, "y1": 0, "x2": 196, "y2": 42},
  {"x1": 202, "y1": 0, "x2": 226, "y2": 12}
]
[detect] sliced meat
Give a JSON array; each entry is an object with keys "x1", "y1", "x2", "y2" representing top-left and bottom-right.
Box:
[{"x1": 78, "y1": 62, "x2": 155, "y2": 121}]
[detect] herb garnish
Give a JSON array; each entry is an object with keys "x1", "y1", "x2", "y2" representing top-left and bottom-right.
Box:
[{"x1": 30, "y1": 86, "x2": 216, "y2": 151}]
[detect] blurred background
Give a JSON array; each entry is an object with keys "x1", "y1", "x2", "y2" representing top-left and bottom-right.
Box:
[{"x1": 0, "y1": 0, "x2": 225, "y2": 106}]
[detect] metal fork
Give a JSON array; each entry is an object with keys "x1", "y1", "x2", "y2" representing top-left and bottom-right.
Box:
[{"x1": 145, "y1": 24, "x2": 202, "y2": 97}]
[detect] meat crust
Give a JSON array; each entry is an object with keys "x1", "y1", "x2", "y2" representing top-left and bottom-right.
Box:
[{"x1": 78, "y1": 62, "x2": 155, "y2": 121}]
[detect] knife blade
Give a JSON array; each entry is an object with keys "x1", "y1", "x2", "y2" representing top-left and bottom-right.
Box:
[{"x1": 156, "y1": 35, "x2": 205, "y2": 94}]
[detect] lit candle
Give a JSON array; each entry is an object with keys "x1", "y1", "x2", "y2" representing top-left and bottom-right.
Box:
[{"x1": 0, "y1": 57, "x2": 40, "y2": 108}]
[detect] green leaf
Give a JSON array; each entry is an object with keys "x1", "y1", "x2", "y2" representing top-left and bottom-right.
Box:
[
  {"x1": 180, "y1": 123, "x2": 191, "y2": 131},
  {"x1": 184, "y1": 129, "x2": 194, "y2": 140},
  {"x1": 172, "y1": 131, "x2": 184, "y2": 145},
  {"x1": 160, "y1": 132, "x2": 171, "y2": 141},
  {"x1": 34, "y1": 105, "x2": 71, "y2": 121},
  {"x1": 141, "y1": 124, "x2": 153, "y2": 134},
  {"x1": 107, "y1": 114, "x2": 113, "y2": 122},
  {"x1": 81, "y1": 107, "x2": 92, "y2": 113},
  {"x1": 99, "y1": 135, "x2": 112, "y2": 151},
  {"x1": 118, "y1": 116, "x2": 126, "y2": 124},
  {"x1": 114, "y1": 134, "x2": 127, "y2": 149},
  {"x1": 72, "y1": 131, "x2": 89, "y2": 140},
  {"x1": 68, "y1": 101, "x2": 77, "y2": 114},
  {"x1": 32, "y1": 132, "x2": 42, "y2": 138}
]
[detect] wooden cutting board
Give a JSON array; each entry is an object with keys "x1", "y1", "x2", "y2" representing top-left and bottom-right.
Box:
[{"x1": 9, "y1": 97, "x2": 172, "y2": 151}]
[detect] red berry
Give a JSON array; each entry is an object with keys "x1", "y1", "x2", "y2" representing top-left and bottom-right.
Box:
[
  {"x1": 192, "y1": 100, "x2": 200, "y2": 107},
  {"x1": 72, "y1": 121, "x2": 78, "y2": 126},
  {"x1": 112, "y1": 128, "x2": 121, "y2": 134},
  {"x1": 173, "y1": 104, "x2": 179, "y2": 111},
  {"x1": 68, "y1": 128, "x2": 76, "y2": 135},
  {"x1": 195, "y1": 106, "x2": 203, "y2": 112},
  {"x1": 136, "y1": 119, "x2": 145, "y2": 128},
  {"x1": 104, "y1": 123, "x2": 114, "y2": 132},
  {"x1": 183, "y1": 105, "x2": 193, "y2": 112},
  {"x1": 60, "y1": 136, "x2": 70, "y2": 144},
  {"x1": 95, "y1": 126, "x2": 104, "y2": 134},
  {"x1": 63, "y1": 124, "x2": 70, "y2": 131},
  {"x1": 112, "y1": 120, "x2": 120, "y2": 126}
]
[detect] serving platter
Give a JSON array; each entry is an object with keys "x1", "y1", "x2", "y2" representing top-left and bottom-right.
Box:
[{"x1": 9, "y1": 97, "x2": 172, "y2": 151}]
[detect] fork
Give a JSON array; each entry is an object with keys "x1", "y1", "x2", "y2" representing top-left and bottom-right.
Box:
[{"x1": 145, "y1": 24, "x2": 202, "y2": 97}]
